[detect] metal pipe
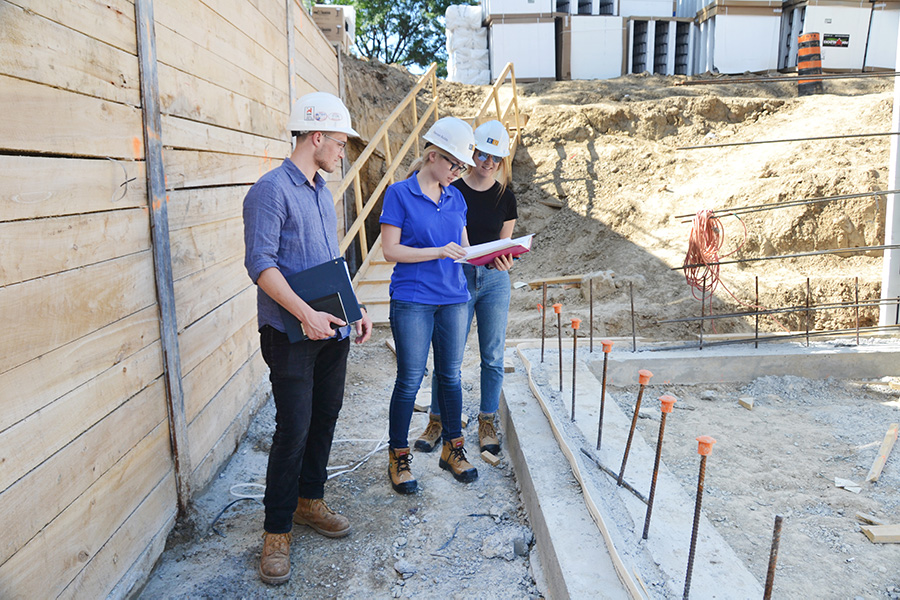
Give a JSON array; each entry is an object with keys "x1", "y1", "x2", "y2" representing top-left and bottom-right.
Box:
[
  {"x1": 763, "y1": 515, "x2": 784, "y2": 600},
  {"x1": 678, "y1": 131, "x2": 900, "y2": 151},
  {"x1": 597, "y1": 340, "x2": 613, "y2": 450},
  {"x1": 643, "y1": 395, "x2": 676, "y2": 540},
  {"x1": 618, "y1": 370, "x2": 653, "y2": 487},
  {"x1": 674, "y1": 71, "x2": 900, "y2": 85},
  {"x1": 630, "y1": 282, "x2": 637, "y2": 352},
  {"x1": 675, "y1": 189, "x2": 900, "y2": 222},
  {"x1": 684, "y1": 436, "x2": 717, "y2": 600},
  {"x1": 580, "y1": 448, "x2": 648, "y2": 504},
  {"x1": 674, "y1": 244, "x2": 900, "y2": 270},
  {"x1": 554, "y1": 303, "x2": 563, "y2": 392},
  {"x1": 541, "y1": 283, "x2": 547, "y2": 362},
  {"x1": 571, "y1": 318, "x2": 581, "y2": 421}
]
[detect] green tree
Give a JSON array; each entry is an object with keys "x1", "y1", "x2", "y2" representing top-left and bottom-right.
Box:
[{"x1": 322, "y1": 0, "x2": 478, "y2": 76}]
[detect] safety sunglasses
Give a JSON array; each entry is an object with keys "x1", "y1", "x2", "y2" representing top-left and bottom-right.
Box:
[
  {"x1": 475, "y1": 150, "x2": 502, "y2": 163},
  {"x1": 437, "y1": 153, "x2": 467, "y2": 175},
  {"x1": 322, "y1": 134, "x2": 347, "y2": 149}
]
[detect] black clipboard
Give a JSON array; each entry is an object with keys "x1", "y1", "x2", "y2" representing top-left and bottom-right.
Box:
[{"x1": 278, "y1": 257, "x2": 362, "y2": 343}]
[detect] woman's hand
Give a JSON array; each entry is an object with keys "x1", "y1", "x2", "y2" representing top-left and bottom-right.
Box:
[
  {"x1": 492, "y1": 253, "x2": 514, "y2": 271},
  {"x1": 438, "y1": 242, "x2": 467, "y2": 260}
]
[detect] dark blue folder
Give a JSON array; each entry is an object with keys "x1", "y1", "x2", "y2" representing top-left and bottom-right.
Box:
[{"x1": 278, "y1": 257, "x2": 362, "y2": 343}]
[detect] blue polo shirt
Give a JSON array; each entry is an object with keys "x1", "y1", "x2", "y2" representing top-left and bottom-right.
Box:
[{"x1": 380, "y1": 174, "x2": 470, "y2": 305}]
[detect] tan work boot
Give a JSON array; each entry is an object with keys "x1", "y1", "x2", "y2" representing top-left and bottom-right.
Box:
[
  {"x1": 388, "y1": 447, "x2": 418, "y2": 494},
  {"x1": 258, "y1": 531, "x2": 291, "y2": 585},
  {"x1": 478, "y1": 413, "x2": 500, "y2": 455},
  {"x1": 293, "y1": 498, "x2": 351, "y2": 538},
  {"x1": 413, "y1": 413, "x2": 442, "y2": 452},
  {"x1": 439, "y1": 437, "x2": 478, "y2": 483}
]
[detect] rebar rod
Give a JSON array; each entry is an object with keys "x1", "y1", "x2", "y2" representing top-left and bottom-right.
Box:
[
  {"x1": 674, "y1": 244, "x2": 900, "y2": 270},
  {"x1": 618, "y1": 371, "x2": 652, "y2": 487},
  {"x1": 655, "y1": 297, "x2": 899, "y2": 325},
  {"x1": 674, "y1": 71, "x2": 900, "y2": 86},
  {"x1": 589, "y1": 279, "x2": 594, "y2": 353},
  {"x1": 630, "y1": 282, "x2": 637, "y2": 352},
  {"x1": 541, "y1": 283, "x2": 547, "y2": 362},
  {"x1": 674, "y1": 189, "x2": 900, "y2": 222},
  {"x1": 580, "y1": 448, "x2": 648, "y2": 504},
  {"x1": 763, "y1": 515, "x2": 784, "y2": 600},
  {"x1": 683, "y1": 454, "x2": 708, "y2": 600},
  {"x1": 855, "y1": 278, "x2": 860, "y2": 345},
  {"x1": 755, "y1": 276, "x2": 759, "y2": 349},
  {"x1": 806, "y1": 278, "x2": 811, "y2": 347},
  {"x1": 678, "y1": 131, "x2": 900, "y2": 151},
  {"x1": 642, "y1": 398, "x2": 674, "y2": 540},
  {"x1": 647, "y1": 323, "x2": 900, "y2": 352}
]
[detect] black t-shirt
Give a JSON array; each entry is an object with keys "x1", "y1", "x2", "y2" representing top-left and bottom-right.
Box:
[{"x1": 452, "y1": 179, "x2": 518, "y2": 246}]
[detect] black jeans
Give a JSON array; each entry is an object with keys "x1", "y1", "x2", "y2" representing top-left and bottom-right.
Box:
[{"x1": 259, "y1": 326, "x2": 350, "y2": 533}]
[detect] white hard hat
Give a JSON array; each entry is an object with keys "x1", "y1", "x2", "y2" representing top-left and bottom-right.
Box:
[
  {"x1": 287, "y1": 92, "x2": 359, "y2": 137},
  {"x1": 473, "y1": 120, "x2": 510, "y2": 158},
  {"x1": 423, "y1": 117, "x2": 476, "y2": 167}
]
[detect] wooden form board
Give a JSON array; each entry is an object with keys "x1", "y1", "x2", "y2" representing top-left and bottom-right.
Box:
[
  {"x1": 866, "y1": 422, "x2": 899, "y2": 482},
  {"x1": 163, "y1": 150, "x2": 278, "y2": 190},
  {"x1": 162, "y1": 114, "x2": 290, "y2": 158},
  {"x1": 0, "y1": 155, "x2": 147, "y2": 222},
  {"x1": 165, "y1": 186, "x2": 248, "y2": 232},
  {"x1": 5, "y1": 0, "x2": 139, "y2": 55},
  {"x1": 174, "y1": 258, "x2": 251, "y2": 331},
  {"x1": 0, "y1": 251, "x2": 158, "y2": 374},
  {"x1": 170, "y1": 217, "x2": 244, "y2": 282},
  {"x1": 861, "y1": 524, "x2": 900, "y2": 543},
  {"x1": 0, "y1": 209, "x2": 151, "y2": 287},
  {"x1": 0, "y1": 341, "x2": 164, "y2": 495},
  {"x1": 292, "y1": 0, "x2": 340, "y2": 95},
  {"x1": 1, "y1": 0, "x2": 139, "y2": 106},
  {"x1": 178, "y1": 285, "x2": 257, "y2": 376},
  {"x1": 0, "y1": 74, "x2": 144, "y2": 160},
  {"x1": 0, "y1": 420, "x2": 173, "y2": 599},
  {"x1": 0, "y1": 377, "x2": 167, "y2": 566}
]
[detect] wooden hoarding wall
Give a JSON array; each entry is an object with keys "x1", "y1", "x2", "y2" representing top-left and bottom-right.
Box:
[{"x1": 0, "y1": 0, "x2": 340, "y2": 596}]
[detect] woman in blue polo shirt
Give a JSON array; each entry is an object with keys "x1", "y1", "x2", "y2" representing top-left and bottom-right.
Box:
[{"x1": 380, "y1": 117, "x2": 478, "y2": 494}]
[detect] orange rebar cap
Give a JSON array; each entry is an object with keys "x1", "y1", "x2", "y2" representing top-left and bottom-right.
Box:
[
  {"x1": 696, "y1": 435, "x2": 717, "y2": 455},
  {"x1": 553, "y1": 303, "x2": 562, "y2": 314},
  {"x1": 571, "y1": 318, "x2": 581, "y2": 329},
  {"x1": 638, "y1": 369, "x2": 653, "y2": 385},
  {"x1": 537, "y1": 303, "x2": 543, "y2": 310},
  {"x1": 601, "y1": 339, "x2": 613, "y2": 353},
  {"x1": 659, "y1": 395, "x2": 676, "y2": 413}
]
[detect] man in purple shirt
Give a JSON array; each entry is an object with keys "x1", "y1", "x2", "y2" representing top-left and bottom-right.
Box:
[{"x1": 243, "y1": 92, "x2": 372, "y2": 585}]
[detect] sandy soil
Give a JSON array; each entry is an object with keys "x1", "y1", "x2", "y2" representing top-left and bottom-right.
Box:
[{"x1": 140, "y1": 59, "x2": 900, "y2": 598}]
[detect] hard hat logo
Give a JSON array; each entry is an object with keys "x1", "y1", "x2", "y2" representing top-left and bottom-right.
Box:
[
  {"x1": 288, "y1": 91, "x2": 359, "y2": 137},
  {"x1": 487, "y1": 138, "x2": 499, "y2": 146}
]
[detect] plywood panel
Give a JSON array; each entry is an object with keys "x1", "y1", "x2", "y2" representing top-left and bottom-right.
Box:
[
  {"x1": 6, "y1": 0, "x2": 138, "y2": 54},
  {"x1": 166, "y1": 185, "x2": 248, "y2": 232},
  {"x1": 174, "y1": 257, "x2": 250, "y2": 331},
  {"x1": 157, "y1": 63, "x2": 284, "y2": 140},
  {"x1": 188, "y1": 349, "x2": 267, "y2": 469},
  {"x1": 183, "y1": 315, "x2": 258, "y2": 424},
  {"x1": 163, "y1": 149, "x2": 278, "y2": 190},
  {"x1": 0, "y1": 377, "x2": 167, "y2": 566},
  {"x1": 0, "y1": 155, "x2": 146, "y2": 222},
  {"x1": 154, "y1": 0, "x2": 286, "y2": 90},
  {"x1": 58, "y1": 471, "x2": 177, "y2": 600},
  {"x1": 0, "y1": 0, "x2": 140, "y2": 106},
  {"x1": 0, "y1": 421, "x2": 173, "y2": 599},
  {"x1": 162, "y1": 114, "x2": 290, "y2": 157},
  {"x1": 0, "y1": 342, "x2": 163, "y2": 495},
  {"x1": 0, "y1": 74, "x2": 144, "y2": 159},
  {"x1": 0, "y1": 208, "x2": 150, "y2": 287},
  {"x1": 170, "y1": 216, "x2": 244, "y2": 281},
  {"x1": 179, "y1": 285, "x2": 257, "y2": 374},
  {"x1": 0, "y1": 251, "x2": 157, "y2": 374},
  {"x1": 155, "y1": 22, "x2": 288, "y2": 114},
  {"x1": 0, "y1": 306, "x2": 159, "y2": 435}
]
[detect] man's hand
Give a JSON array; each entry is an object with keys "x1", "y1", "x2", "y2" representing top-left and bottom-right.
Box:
[
  {"x1": 301, "y1": 309, "x2": 345, "y2": 340},
  {"x1": 355, "y1": 307, "x2": 373, "y2": 344}
]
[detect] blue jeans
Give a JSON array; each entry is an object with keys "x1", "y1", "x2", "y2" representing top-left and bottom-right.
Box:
[
  {"x1": 389, "y1": 299, "x2": 468, "y2": 449},
  {"x1": 431, "y1": 264, "x2": 510, "y2": 415},
  {"x1": 259, "y1": 326, "x2": 349, "y2": 534}
]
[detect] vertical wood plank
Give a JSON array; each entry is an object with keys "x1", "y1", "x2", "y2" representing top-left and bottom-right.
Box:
[{"x1": 135, "y1": 0, "x2": 191, "y2": 514}]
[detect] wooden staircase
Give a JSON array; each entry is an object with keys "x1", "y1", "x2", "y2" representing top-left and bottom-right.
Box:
[{"x1": 336, "y1": 63, "x2": 527, "y2": 325}]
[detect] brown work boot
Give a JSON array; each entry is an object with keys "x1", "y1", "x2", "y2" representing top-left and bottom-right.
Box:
[
  {"x1": 388, "y1": 447, "x2": 418, "y2": 494},
  {"x1": 293, "y1": 498, "x2": 351, "y2": 538},
  {"x1": 258, "y1": 531, "x2": 291, "y2": 585},
  {"x1": 439, "y1": 437, "x2": 478, "y2": 483},
  {"x1": 478, "y1": 413, "x2": 500, "y2": 455},
  {"x1": 413, "y1": 413, "x2": 442, "y2": 452}
]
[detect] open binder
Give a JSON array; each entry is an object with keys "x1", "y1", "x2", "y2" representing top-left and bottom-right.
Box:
[
  {"x1": 455, "y1": 234, "x2": 534, "y2": 267},
  {"x1": 278, "y1": 257, "x2": 362, "y2": 343}
]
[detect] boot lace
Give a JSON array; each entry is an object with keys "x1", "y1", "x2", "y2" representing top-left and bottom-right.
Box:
[
  {"x1": 449, "y1": 445, "x2": 468, "y2": 464},
  {"x1": 479, "y1": 418, "x2": 497, "y2": 440},
  {"x1": 396, "y1": 451, "x2": 413, "y2": 474},
  {"x1": 422, "y1": 420, "x2": 441, "y2": 440}
]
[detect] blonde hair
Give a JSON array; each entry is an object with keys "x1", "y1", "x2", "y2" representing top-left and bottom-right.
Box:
[{"x1": 405, "y1": 145, "x2": 441, "y2": 180}]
